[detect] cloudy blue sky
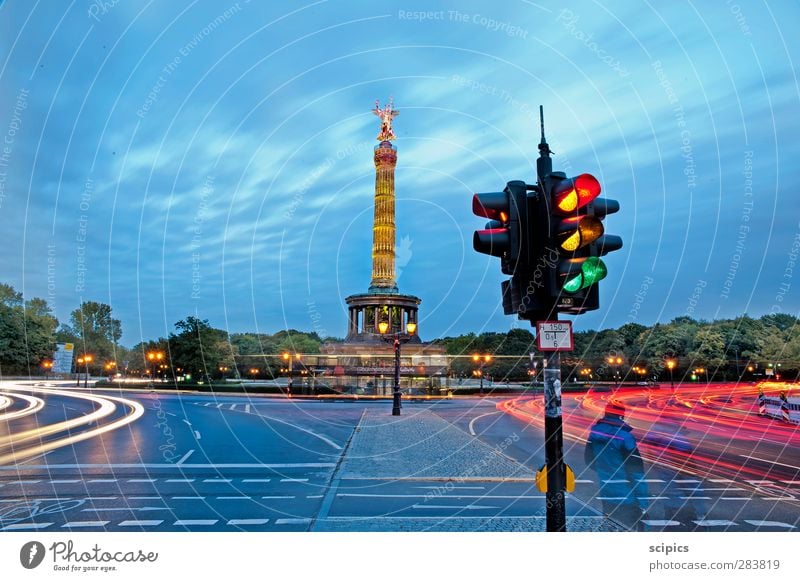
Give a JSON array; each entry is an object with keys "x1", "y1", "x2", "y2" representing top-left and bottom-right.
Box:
[{"x1": 1, "y1": 0, "x2": 799, "y2": 346}]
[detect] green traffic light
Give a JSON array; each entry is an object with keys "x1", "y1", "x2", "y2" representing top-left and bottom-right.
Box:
[{"x1": 562, "y1": 257, "x2": 607, "y2": 293}]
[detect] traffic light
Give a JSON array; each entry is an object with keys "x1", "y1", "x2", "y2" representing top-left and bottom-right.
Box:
[
  {"x1": 542, "y1": 172, "x2": 622, "y2": 313},
  {"x1": 472, "y1": 180, "x2": 528, "y2": 275}
]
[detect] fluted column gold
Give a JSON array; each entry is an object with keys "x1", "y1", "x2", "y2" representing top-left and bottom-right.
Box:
[{"x1": 369, "y1": 141, "x2": 398, "y2": 292}]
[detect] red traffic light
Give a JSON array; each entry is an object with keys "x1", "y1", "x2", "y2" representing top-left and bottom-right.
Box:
[
  {"x1": 472, "y1": 192, "x2": 509, "y2": 222},
  {"x1": 552, "y1": 173, "x2": 601, "y2": 214}
]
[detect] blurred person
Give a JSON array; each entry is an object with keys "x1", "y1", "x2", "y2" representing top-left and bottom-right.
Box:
[{"x1": 584, "y1": 402, "x2": 649, "y2": 530}]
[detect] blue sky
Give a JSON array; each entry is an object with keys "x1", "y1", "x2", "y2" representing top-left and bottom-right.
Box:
[{"x1": 1, "y1": 0, "x2": 799, "y2": 346}]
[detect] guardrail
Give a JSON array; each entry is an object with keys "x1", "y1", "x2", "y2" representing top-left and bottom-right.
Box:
[{"x1": 760, "y1": 396, "x2": 800, "y2": 424}]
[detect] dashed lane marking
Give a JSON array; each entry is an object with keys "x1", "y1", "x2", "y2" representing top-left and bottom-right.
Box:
[
  {"x1": 743, "y1": 520, "x2": 795, "y2": 528},
  {"x1": 693, "y1": 520, "x2": 737, "y2": 527},
  {"x1": 261, "y1": 495, "x2": 295, "y2": 500},
  {"x1": 129, "y1": 496, "x2": 161, "y2": 500},
  {"x1": 118, "y1": 520, "x2": 164, "y2": 527},
  {"x1": 173, "y1": 496, "x2": 205, "y2": 500},
  {"x1": 229, "y1": 404, "x2": 237, "y2": 411},
  {"x1": 275, "y1": 518, "x2": 311, "y2": 525},
  {"x1": 203, "y1": 478, "x2": 232, "y2": 483},
  {"x1": 280, "y1": 478, "x2": 308, "y2": 482},
  {"x1": 643, "y1": 520, "x2": 681, "y2": 527},
  {"x1": 62, "y1": 521, "x2": 109, "y2": 528},
  {"x1": 166, "y1": 479, "x2": 195, "y2": 483},
  {"x1": 217, "y1": 496, "x2": 251, "y2": 500},
  {"x1": 307, "y1": 495, "x2": 324, "y2": 499},
  {"x1": 174, "y1": 519, "x2": 217, "y2": 526},
  {"x1": 128, "y1": 479, "x2": 156, "y2": 483},
  {"x1": 2, "y1": 523, "x2": 53, "y2": 531},
  {"x1": 228, "y1": 518, "x2": 268, "y2": 526},
  {"x1": 244, "y1": 404, "x2": 251, "y2": 413},
  {"x1": 88, "y1": 479, "x2": 117, "y2": 483},
  {"x1": 242, "y1": 479, "x2": 271, "y2": 483},
  {"x1": 49, "y1": 479, "x2": 81, "y2": 484}
]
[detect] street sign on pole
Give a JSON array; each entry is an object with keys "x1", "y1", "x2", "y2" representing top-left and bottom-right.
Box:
[{"x1": 536, "y1": 321, "x2": 574, "y2": 351}]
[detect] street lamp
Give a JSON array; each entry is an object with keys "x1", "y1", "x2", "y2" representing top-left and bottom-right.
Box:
[
  {"x1": 282, "y1": 352, "x2": 301, "y2": 396},
  {"x1": 77, "y1": 354, "x2": 93, "y2": 388},
  {"x1": 607, "y1": 356, "x2": 623, "y2": 388},
  {"x1": 147, "y1": 351, "x2": 164, "y2": 382},
  {"x1": 471, "y1": 354, "x2": 492, "y2": 395},
  {"x1": 378, "y1": 320, "x2": 417, "y2": 416},
  {"x1": 666, "y1": 359, "x2": 676, "y2": 389},
  {"x1": 41, "y1": 360, "x2": 53, "y2": 378}
]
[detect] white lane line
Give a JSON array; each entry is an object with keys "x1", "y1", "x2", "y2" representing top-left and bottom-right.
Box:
[
  {"x1": 215, "y1": 403, "x2": 224, "y2": 409},
  {"x1": 253, "y1": 414, "x2": 342, "y2": 451},
  {"x1": 6, "y1": 480, "x2": 41, "y2": 484},
  {"x1": 760, "y1": 496, "x2": 796, "y2": 500},
  {"x1": 177, "y1": 449, "x2": 194, "y2": 465},
  {"x1": 673, "y1": 479, "x2": 700, "y2": 483},
  {"x1": 693, "y1": 520, "x2": 737, "y2": 527},
  {"x1": 118, "y1": 520, "x2": 163, "y2": 527},
  {"x1": 62, "y1": 521, "x2": 110, "y2": 528},
  {"x1": 244, "y1": 404, "x2": 251, "y2": 414},
  {"x1": 174, "y1": 519, "x2": 217, "y2": 526},
  {"x1": 228, "y1": 518, "x2": 268, "y2": 526},
  {"x1": 709, "y1": 478, "x2": 734, "y2": 483},
  {"x1": 217, "y1": 496, "x2": 251, "y2": 500},
  {"x1": 642, "y1": 479, "x2": 665, "y2": 483},
  {"x1": 720, "y1": 497, "x2": 749, "y2": 500},
  {"x1": 203, "y1": 403, "x2": 213, "y2": 407},
  {"x1": 740, "y1": 454, "x2": 800, "y2": 471},
  {"x1": 336, "y1": 493, "x2": 543, "y2": 500},
  {"x1": 229, "y1": 404, "x2": 237, "y2": 411},
  {"x1": 128, "y1": 479, "x2": 156, "y2": 483},
  {"x1": 261, "y1": 495, "x2": 295, "y2": 500},
  {"x1": 280, "y1": 478, "x2": 308, "y2": 483},
  {"x1": 166, "y1": 479, "x2": 195, "y2": 483},
  {"x1": 642, "y1": 520, "x2": 681, "y2": 527},
  {"x1": 275, "y1": 518, "x2": 311, "y2": 525},
  {"x1": 746, "y1": 479, "x2": 775, "y2": 485},
  {"x1": 173, "y1": 496, "x2": 205, "y2": 500},
  {"x1": 412, "y1": 504, "x2": 499, "y2": 510},
  {"x1": 203, "y1": 478, "x2": 232, "y2": 483},
  {"x1": 129, "y1": 496, "x2": 161, "y2": 500},
  {"x1": 88, "y1": 479, "x2": 117, "y2": 483},
  {"x1": 744, "y1": 520, "x2": 795, "y2": 529},
  {"x1": 679, "y1": 496, "x2": 712, "y2": 500},
  {"x1": 306, "y1": 495, "x2": 324, "y2": 499},
  {"x1": 2, "y1": 522, "x2": 53, "y2": 531},
  {"x1": 468, "y1": 410, "x2": 502, "y2": 436},
  {"x1": 194, "y1": 430, "x2": 202, "y2": 440},
  {"x1": 416, "y1": 486, "x2": 486, "y2": 490},
  {"x1": 85, "y1": 496, "x2": 117, "y2": 500},
  {"x1": 0, "y1": 462, "x2": 336, "y2": 470},
  {"x1": 242, "y1": 479, "x2": 271, "y2": 483},
  {"x1": 50, "y1": 479, "x2": 81, "y2": 484}
]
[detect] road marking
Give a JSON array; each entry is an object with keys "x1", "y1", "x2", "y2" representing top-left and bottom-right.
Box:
[
  {"x1": 0, "y1": 462, "x2": 336, "y2": 470},
  {"x1": 746, "y1": 479, "x2": 775, "y2": 485},
  {"x1": 203, "y1": 403, "x2": 213, "y2": 407},
  {"x1": 88, "y1": 479, "x2": 117, "y2": 483},
  {"x1": 128, "y1": 478, "x2": 156, "y2": 483},
  {"x1": 6, "y1": 480, "x2": 41, "y2": 484},
  {"x1": 468, "y1": 411, "x2": 501, "y2": 436},
  {"x1": 85, "y1": 496, "x2": 117, "y2": 500},
  {"x1": 217, "y1": 496, "x2": 251, "y2": 500},
  {"x1": 129, "y1": 496, "x2": 162, "y2": 500},
  {"x1": 673, "y1": 479, "x2": 700, "y2": 484},
  {"x1": 337, "y1": 493, "x2": 543, "y2": 500},
  {"x1": 194, "y1": 430, "x2": 202, "y2": 440},
  {"x1": 275, "y1": 518, "x2": 311, "y2": 525},
  {"x1": 307, "y1": 495, "x2": 324, "y2": 499},
  {"x1": 166, "y1": 479, "x2": 194, "y2": 483},
  {"x1": 118, "y1": 520, "x2": 163, "y2": 527},
  {"x1": 216, "y1": 403, "x2": 224, "y2": 409},
  {"x1": 709, "y1": 478, "x2": 734, "y2": 483},
  {"x1": 177, "y1": 449, "x2": 194, "y2": 465},
  {"x1": 50, "y1": 479, "x2": 81, "y2": 484},
  {"x1": 693, "y1": 520, "x2": 737, "y2": 526},
  {"x1": 678, "y1": 487, "x2": 745, "y2": 492},
  {"x1": 261, "y1": 495, "x2": 295, "y2": 500},
  {"x1": 62, "y1": 521, "x2": 109, "y2": 528},
  {"x1": 744, "y1": 520, "x2": 795, "y2": 529},
  {"x1": 642, "y1": 479, "x2": 665, "y2": 483},
  {"x1": 254, "y1": 414, "x2": 342, "y2": 451},
  {"x1": 719, "y1": 497, "x2": 749, "y2": 500},
  {"x1": 602, "y1": 479, "x2": 629, "y2": 484},
  {"x1": 173, "y1": 496, "x2": 205, "y2": 500},
  {"x1": 643, "y1": 520, "x2": 681, "y2": 526},
  {"x1": 281, "y1": 478, "x2": 308, "y2": 482},
  {"x1": 760, "y1": 496, "x2": 796, "y2": 501},
  {"x1": 679, "y1": 496, "x2": 711, "y2": 500},
  {"x1": 203, "y1": 478, "x2": 232, "y2": 483},
  {"x1": 82, "y1": 507, "x2": 169, "y2": 512},
  {"x1": 174, "y1": 519, "x2": 217, "y2": 526},
  {"x1": 412, "y1": 504, "x2": 499, "y2": 510},
  {"x1": 229, "y1": 404, "x2": 237, "y2": 410},
  {"x1": 228, "y1": 518, "x2": 269, "y2": 526},
  {"x1": 244, "y1": 404, "x2": 251, "y2": 413},
  {"x1": 415, "y1": 486, "x2": 486, "y2": 490},
  {"x1": 740, "y1": 454, "x2": 800, "y2": 471},
  {"x1": 574, "y1": 480, "x2": 593, "y2": 484},
  {"x1": 2, "y1": 522, "x2": 53, "y2": 530},
  {"x1": 242, "y1": 479, "x2": 271, "y2": 483}
]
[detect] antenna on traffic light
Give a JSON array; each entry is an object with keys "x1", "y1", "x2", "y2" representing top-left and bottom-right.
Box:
[{"x1": 537, "y1": 105, "x2": 553, "y2": 182}]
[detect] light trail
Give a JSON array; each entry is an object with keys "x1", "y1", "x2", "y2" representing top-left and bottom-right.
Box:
[
  {"x1": 0, "y1": 384, "x2": 144, "y2": 465},
  {"x1": 0, "y1": 392, "x2": 46, "y2": 421}
]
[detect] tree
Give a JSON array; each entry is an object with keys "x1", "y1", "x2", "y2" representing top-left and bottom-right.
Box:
[
  {"x1": 70, "y1": 301, "x2": 122, "y2": 364},
  {"x1": 0, "y1": 284, "x2": 57, "y2": 374},
  {"x1": 168, "y1": 316, "x2": 236, "y2": 382}
]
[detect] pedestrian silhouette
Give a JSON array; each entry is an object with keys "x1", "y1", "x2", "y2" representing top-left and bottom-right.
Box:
[{"x1": 584, "y1": 402, "x2": 649, "y2": 530}]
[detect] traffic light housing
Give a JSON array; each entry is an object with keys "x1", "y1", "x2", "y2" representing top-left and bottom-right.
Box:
[
  {"x1": 472, "y1": 181, "x2": 528, "y2": 275},
  {"x1": 541, "y1": 173, "x2": 622, "y2": 314}
]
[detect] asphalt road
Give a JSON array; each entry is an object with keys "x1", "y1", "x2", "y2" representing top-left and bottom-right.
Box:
[{"x1": 1, "y1": 380, "x2": 799, "y2": 532}]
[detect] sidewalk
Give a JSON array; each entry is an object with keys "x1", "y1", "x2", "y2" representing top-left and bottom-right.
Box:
[{"x1": 313, "y1": 408, "x2": 622, "y2": 532}]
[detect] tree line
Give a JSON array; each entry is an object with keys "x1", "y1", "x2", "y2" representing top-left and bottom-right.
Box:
[{"x1": 1, "y1": 281, "x2": 798, "y2": 383}]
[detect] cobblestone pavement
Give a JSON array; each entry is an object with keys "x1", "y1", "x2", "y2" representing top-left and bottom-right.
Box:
[{"x1": 339, "y1": 408, "x2": 536, "y2": 479}]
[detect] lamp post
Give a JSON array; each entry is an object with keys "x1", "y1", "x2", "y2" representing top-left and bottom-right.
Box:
[
  {"x1": 147, "y1": 351, "x2": 164, "y2": 382},
  {"x1": 282, "y1": 353, "x2": 301, "y2": 396},
  {"x1": 78, "y1": 354, "x2": 93, "y2": 388},
  {"x1": 42, "y1": 360, "x2": 53, "y2": 378},
  {"x1": 666, "y1": 359, "x2": 676, "y2": 389},
  {"x1": 607, "y1": 356, "x2": 623, "y2": 388},
  {"x1": 471, "y1": 354, "x2": 492, "y2": 395},
  {"x1": 378, "y1": 320, "x2": 417, "y2": 416}
]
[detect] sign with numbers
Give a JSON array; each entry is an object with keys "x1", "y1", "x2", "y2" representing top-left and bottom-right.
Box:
[{"x1": 536, "y1": 321, "x2": 574, "y2": 351}]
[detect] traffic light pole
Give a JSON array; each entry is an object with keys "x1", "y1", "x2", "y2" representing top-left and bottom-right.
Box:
[{"x1": 542, "y1": 348, "x2": 567, "y2": 532}]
